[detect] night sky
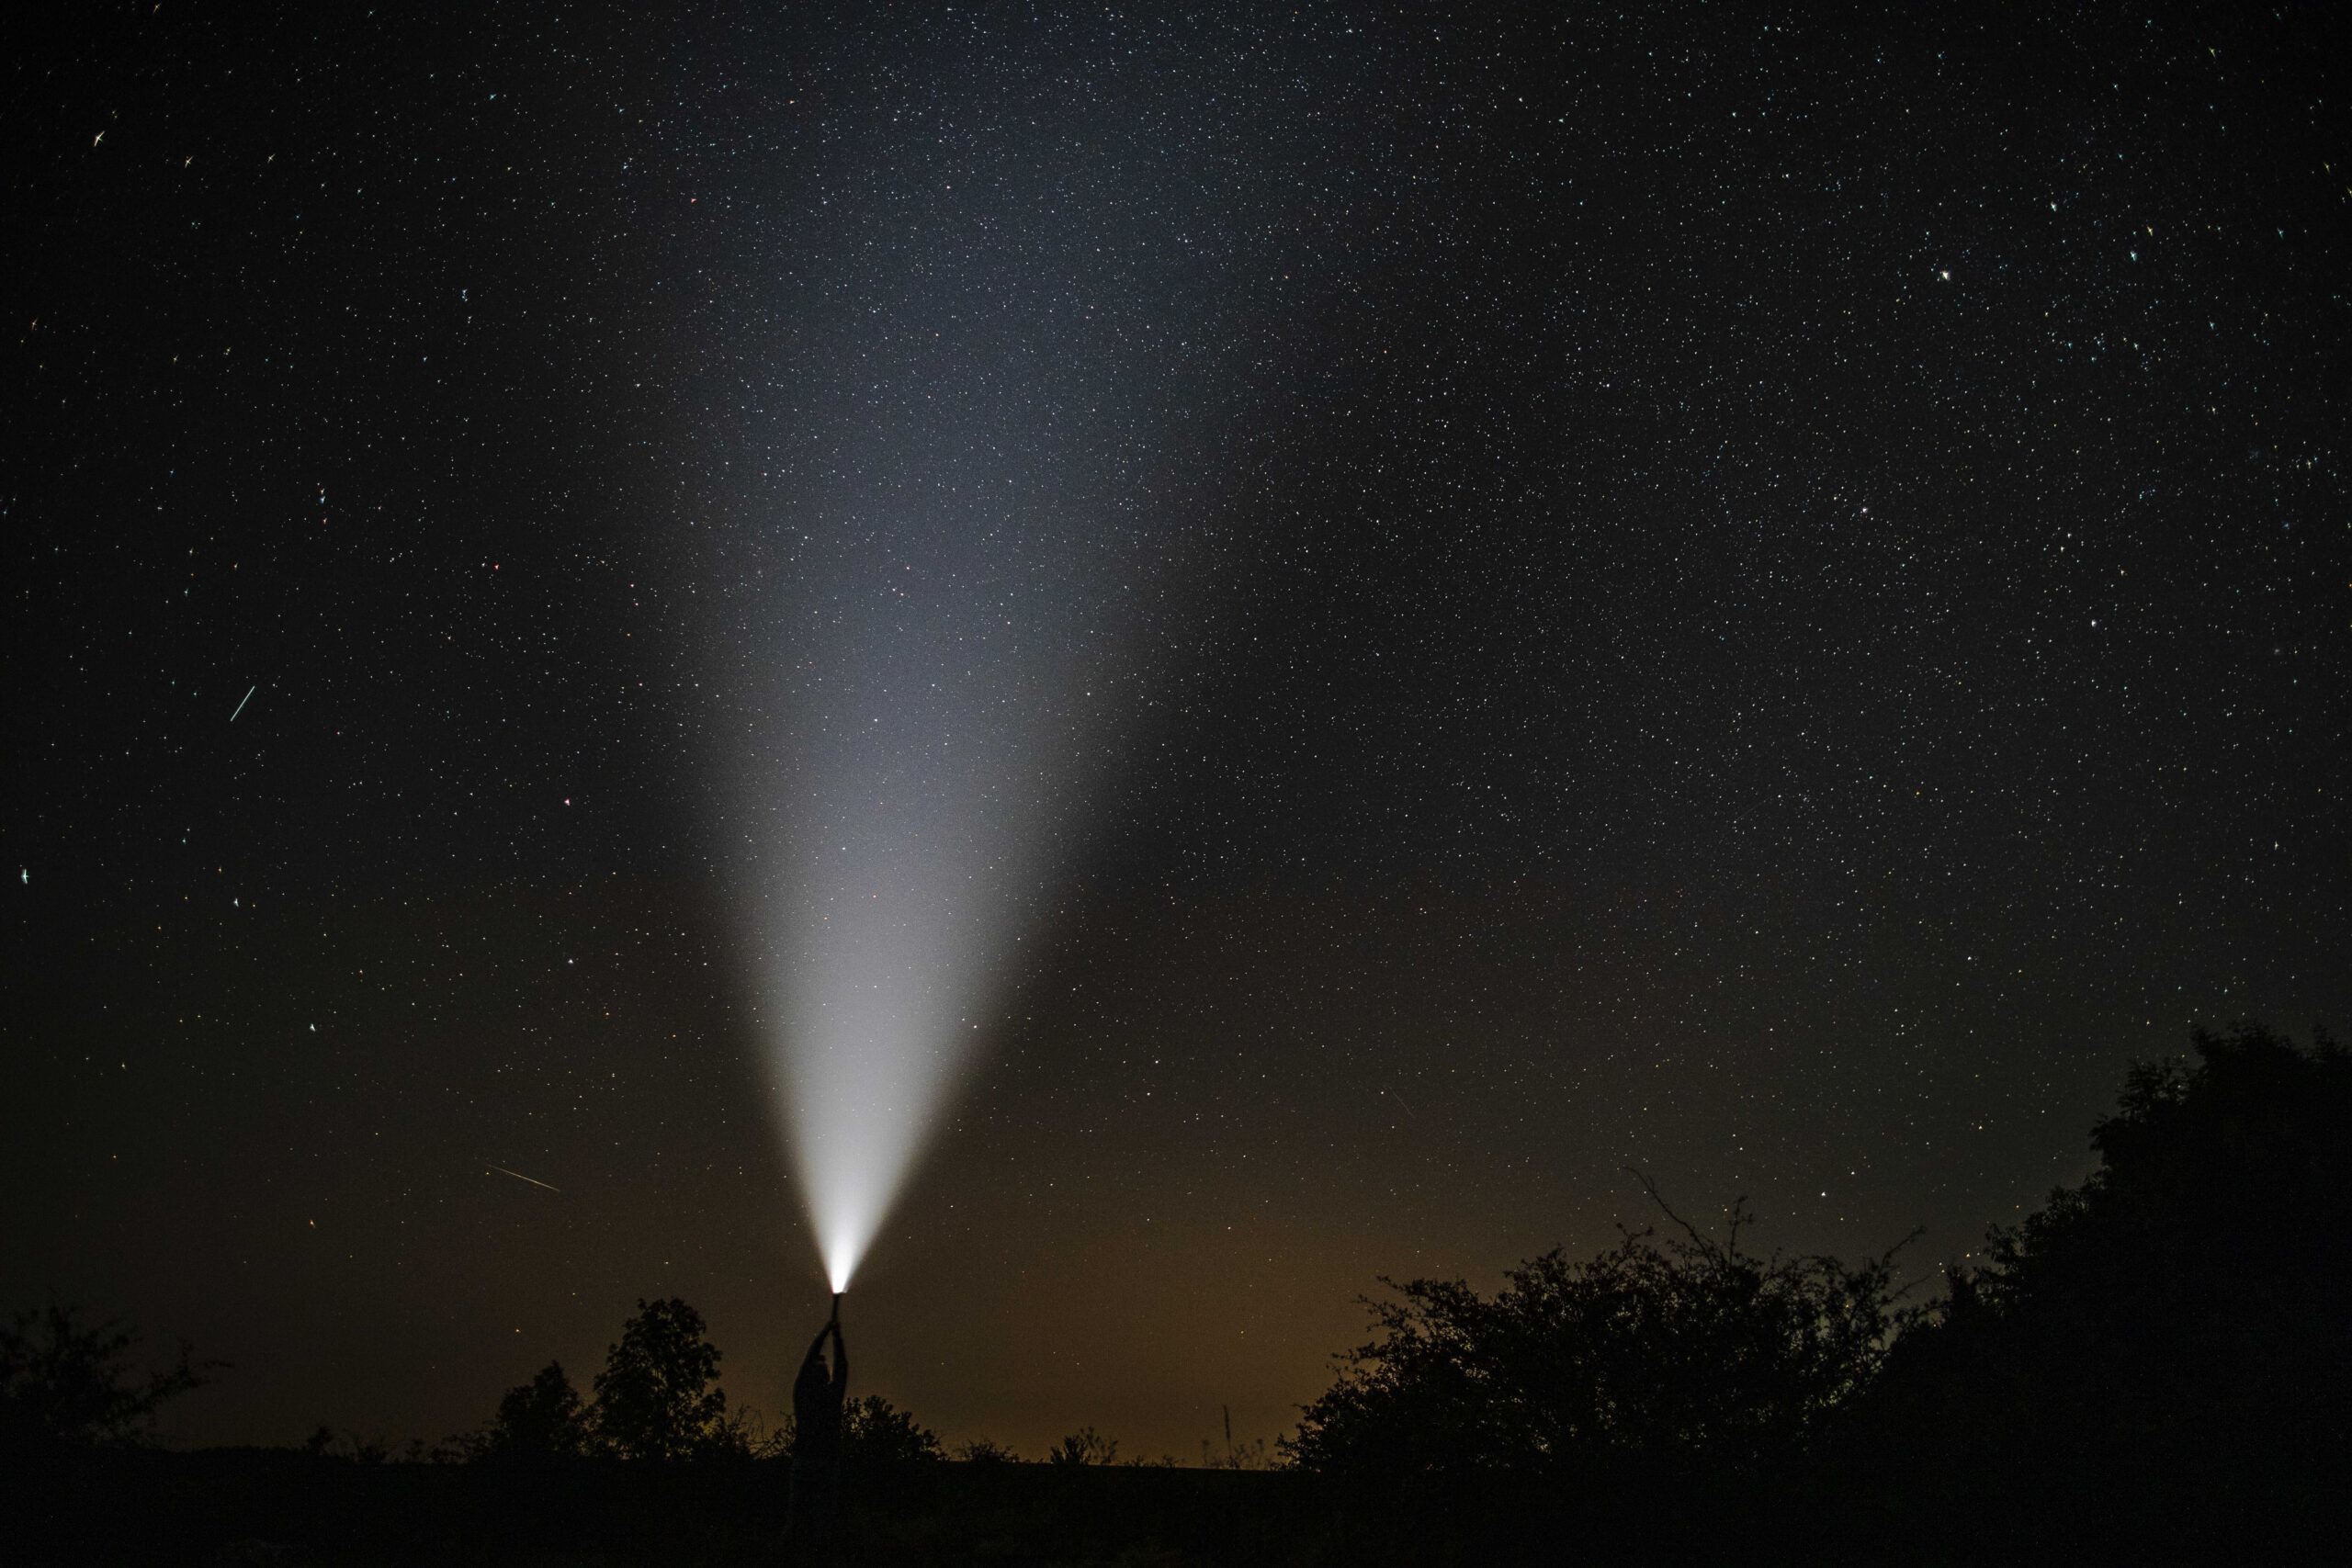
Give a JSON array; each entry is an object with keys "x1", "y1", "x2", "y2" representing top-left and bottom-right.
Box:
[{"x1": 6, "y1": 3, "x2": 2347, "y2": 1463}]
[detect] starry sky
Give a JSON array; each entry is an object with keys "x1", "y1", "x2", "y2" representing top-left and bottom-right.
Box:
[{"x1": 6, "y1": 2, "x2": 2347, "y2": 1462}]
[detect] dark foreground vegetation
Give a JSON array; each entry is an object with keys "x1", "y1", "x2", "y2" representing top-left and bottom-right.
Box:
[{"x1": 6, "y1": 1025, "x2": 2345, "y2": 1565}]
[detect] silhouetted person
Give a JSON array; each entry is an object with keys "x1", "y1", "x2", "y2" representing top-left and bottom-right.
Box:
[{"x1": 784, "y1": 1295, "x2": 848, "y2": 1562}]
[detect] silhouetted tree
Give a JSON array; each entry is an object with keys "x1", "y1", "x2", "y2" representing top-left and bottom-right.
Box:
[
  {"x1": 0, "y1": 1301, "x2": 217, "y2": 1450},
  {"x1": 1858, "y1": 1024, "x2": 2352, "y2": 1476},
  {"x1": 1286, "y1": 1185, "x2": 1913, "y2": 1474},
  {"x1": 478, "y1": 1360, "x2": 589, "y2": 1460},
  {"x1": 840, "y1": 1393, "x2": 943, "y2": 1466},
  {"x1": 592, "y1": 1297, "x2": 729, "y2": 1461}
]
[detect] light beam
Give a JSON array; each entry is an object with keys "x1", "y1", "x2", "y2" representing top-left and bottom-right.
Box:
[{"x1": 735, "y1": 470, "x2": 1132, "y2": 1292}]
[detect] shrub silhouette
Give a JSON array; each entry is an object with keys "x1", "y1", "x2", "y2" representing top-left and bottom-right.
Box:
[
  {"x1": 1046, "y1": 1426, "x2": 1120, "y2": 1465},
  {"x1": 698, "y1": 1400, "x2": 789, "y2": 1460},
  {"x1": 838, "y1": 1393, "x2": 943, "y2": 1466},
  {"x1": 956, "y1": 1436, "x2": 1018, "y2": 1462},
  {"x1": 1859, "y1": 1023, "x2": 2352, "y2": 1473},
  {"x1": 0, "y1": 1301, "x2": 217, "y2": 1450},
  {"x1": 1286, "y1": 1183, "x2": 1913, "y2": 1474},
  {"x1": 592, "y1": 1297, "x2": 729, "y2": 1461},
  {"x1": 1201, "y1": 1435, "x2": 1271, "y2": 1470}
]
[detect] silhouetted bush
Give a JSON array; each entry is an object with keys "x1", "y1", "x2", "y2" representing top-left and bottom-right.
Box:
[
  {"x1": 955, "y1": 1435, "x2": 1019, "y2": 1462},
  {"x1": 1285, "y1": 1185, "x2": 1914, "y2": 1474},
  {"x1": 840, "y1": 1393, "x2": 943, "y2": 1465},
  {"x1": 699, "y1": 1399, "x2": 790, "y2": 1461},
  {"x1": 1046, "y1": 1426, "x2": 1121, "y2": 1465},
  {"x1": 0, "y1": 1301, "x2": 216, "y2": 1450},
  {"x1": 1201, "y1": 1434, "x2": 1272, "y2": 1470},
  {"x1": 1854, "y1": 1023, "x2": 2352, "y2": 1483}
]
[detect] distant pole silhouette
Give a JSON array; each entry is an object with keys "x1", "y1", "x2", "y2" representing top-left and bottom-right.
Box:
[{"x1": 784, "y1": 1294, "x2": 848, "y2": 1562}]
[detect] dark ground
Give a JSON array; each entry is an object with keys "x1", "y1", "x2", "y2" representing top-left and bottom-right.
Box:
[{"x1": 2, "y1": 1447, "x2": 2335, "y2": 1568}]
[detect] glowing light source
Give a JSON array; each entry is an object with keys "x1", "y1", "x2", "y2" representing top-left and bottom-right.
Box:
[
  {"x1": 718, "y1": 124, "x2": 1180, "y2": 1286},
  {"x1": 737, "y1": 489, "x2": 1127, "y2": 1292}
]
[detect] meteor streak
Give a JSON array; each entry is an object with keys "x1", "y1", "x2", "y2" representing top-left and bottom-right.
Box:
[
  {"x1": 229, "y1": 684, "x2": 256, "y2": 722},
  {"x1": 486, "y1": 1164, "x2": 560, "y2": 1192}
]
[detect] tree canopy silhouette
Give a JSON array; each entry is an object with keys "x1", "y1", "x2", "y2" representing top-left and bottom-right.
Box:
[
  {"x1": 1285, "y1": 1184, "x2": 1913, "y2": 1475},
  {"x1": 591, "y1": 1297, "x2": 729, "y2": 1461},
  {"x1": 0, "y1": 1302, "x2": 216, "y2": 1450},
  {"x1": 1858, "y1": 1023, "x2": 2352, "y2": 1472},
  {"x1": 473, "y1": 1360, "x2": 590, "y2": 1461}
]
